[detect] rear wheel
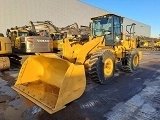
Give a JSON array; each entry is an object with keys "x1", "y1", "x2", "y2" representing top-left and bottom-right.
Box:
[
  {"x1": 122, "y1": 49, "x2": 139, "y2": 73},
  {"x1": 89, "y1": 50, "x2": 115, "y2": 84}
]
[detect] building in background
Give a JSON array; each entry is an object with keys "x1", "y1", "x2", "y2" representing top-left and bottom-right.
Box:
[{"x1": 0, "y1": 0, "x2": 151, "y2": 37}]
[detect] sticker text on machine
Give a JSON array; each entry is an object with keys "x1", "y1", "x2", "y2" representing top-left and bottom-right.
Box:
[{"x1": 37, "y1": 40, "x2": 49, "y2": 42}]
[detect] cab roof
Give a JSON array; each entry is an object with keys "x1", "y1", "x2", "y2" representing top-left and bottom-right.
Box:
[
  {"x1": 10, "y1": 29, "x2": 28, "y2": 32},
  {"x1": 91, "y1": 13, "x2": 123, "y2": 20}
]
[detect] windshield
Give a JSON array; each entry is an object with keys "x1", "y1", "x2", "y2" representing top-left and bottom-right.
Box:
[
  {"x1": 51, "y1": 34, "x2": 63, "y2": 40},
  {"x1": 92, "y1": 16, "x2": 112, "y2": 37},
  {"x1": 18, "y1": 32, "x2": 28, "y2": 37}
]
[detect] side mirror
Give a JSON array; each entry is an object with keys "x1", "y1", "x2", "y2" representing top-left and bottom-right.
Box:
[
  {"x1": 0, "y1": 33, "x2": 4, "y2": 37},
  {"x1": 105, "y1": 31, "x2": 111, "y2": 35},
  {"x1": 132, "y1": 23, "x2": 136, "y2": 26}
]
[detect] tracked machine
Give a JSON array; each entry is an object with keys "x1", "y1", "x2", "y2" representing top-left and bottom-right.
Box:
[
  {"x1": 6, "y1": 26, "x2": 53, "y2": 53},
  {"x1": 12, "y1": 14, "x2": 142, "y2": 114},
  {"x1": 30, "y1": 21, "x2": 91, "y2": 51},
  {"x1": 0, "y1": 24, "x2": 53, "y2": 70}
]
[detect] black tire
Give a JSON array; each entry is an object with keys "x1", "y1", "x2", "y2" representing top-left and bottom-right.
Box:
[
  {"x1": 122, "y1": 49, "x2": 139, "y2": 73},
  {"x1": 89, "y1": 50, "x2": 115, "y2": 84}
]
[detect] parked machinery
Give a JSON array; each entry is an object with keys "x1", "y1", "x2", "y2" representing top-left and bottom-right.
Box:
[
  {"x1": 79, "y1": 24, "x2": 91, "y2": 36},
  {"x1": 12, "y1": 14, "x2": 142, "y2": 114},
  {"x1": 0, "y1": 22, "x2": 53, "y2": 71},
  {"x1": 137, "y1": 36, "x2": 160, "y2": 51},
  {"x1": 27, "y1": 21, "x2": 72, "y2": 51},
  {"x1": 27, "y1": 21, "x2": 64, "y2": 51},
  {"x1": 29, "y1": 21, "x2": 91, "y2": 51},
  {"x1": 6, "y1": 24, "x2": 53, "y2": 53},
  {"x1": 153, "y1": 40, "x2": 160, "y2": 50},
  {"x1": 53, "y1": 22, "x2": 80, "y2": 51},
  {"x1": 0, "y1": 34, "x2": 12, "y2": 70}
]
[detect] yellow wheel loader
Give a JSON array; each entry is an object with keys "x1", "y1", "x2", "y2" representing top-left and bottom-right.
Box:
[{"x1": 12, "y1": 14, "x2": 142, "y2": 114}]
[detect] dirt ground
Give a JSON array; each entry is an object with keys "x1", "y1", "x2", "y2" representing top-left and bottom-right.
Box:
[{"x1": 0, "y1": 51, "x2": 160, "y2": 120}]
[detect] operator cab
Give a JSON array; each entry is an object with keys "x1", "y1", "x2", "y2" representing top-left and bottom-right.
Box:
[
  {"x1": 7, "y1": 29, "x2": 29, "y2": 38},
  {"x1": 18, "y1": 31, "x2": 28, "y2": 37},
  {"x1": 91, "y1": 14, "x2": 123, "y2": 46},
  {"x1": 13, "y1": 30, "x2": 29, "y2": 37}
]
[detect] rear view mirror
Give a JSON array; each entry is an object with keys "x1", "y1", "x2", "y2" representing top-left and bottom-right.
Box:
[{"x1": 105, "y1": 31, "x2": 111, "y2": 35}]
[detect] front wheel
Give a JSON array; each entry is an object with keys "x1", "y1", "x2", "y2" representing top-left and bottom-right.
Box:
[{"x1": 89, "y1": 50, "x2": 115, "y2": 84}]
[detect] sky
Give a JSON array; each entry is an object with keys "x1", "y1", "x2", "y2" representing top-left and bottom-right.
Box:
[{"x1": 81, "y1": 0, "x2": 159, "y2": 37}]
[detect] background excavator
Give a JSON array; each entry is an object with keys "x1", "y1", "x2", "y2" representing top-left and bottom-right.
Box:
[
  {"x1": 137, "y1": 36, "x2": 160, "y2": 51},
  {"x1": 6, "y1": 22, "x2": 53, "y2": 53},
  {"x1": 26, "y1": 21, "x2": 63, "y2": 51},
  {"x1": 29, "y1": 21, "x2": 91, "y2": 51},
  {"x1": 12, "y1": 13, "x2": 142, "y2": 114},
  {"x1": 0, "y1": 22, "x2": 53, "y2": 70}
]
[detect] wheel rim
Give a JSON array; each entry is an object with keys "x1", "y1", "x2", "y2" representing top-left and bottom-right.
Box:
[
  {"x1": 133, "y1": 54, "x2": 139, "y2": 67},
  {"x1": 104, "y1": 58, "x2": 113, "y2": 76}
]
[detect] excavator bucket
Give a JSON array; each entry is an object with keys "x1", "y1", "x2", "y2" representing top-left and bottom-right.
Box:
[{"x1": 12, "y1": 54, "x2": 86, "y2": 114}]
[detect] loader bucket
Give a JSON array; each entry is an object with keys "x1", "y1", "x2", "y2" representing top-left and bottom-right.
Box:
[{"x1": 12, "y1": 54, "x2": 86, "y2": 114}]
